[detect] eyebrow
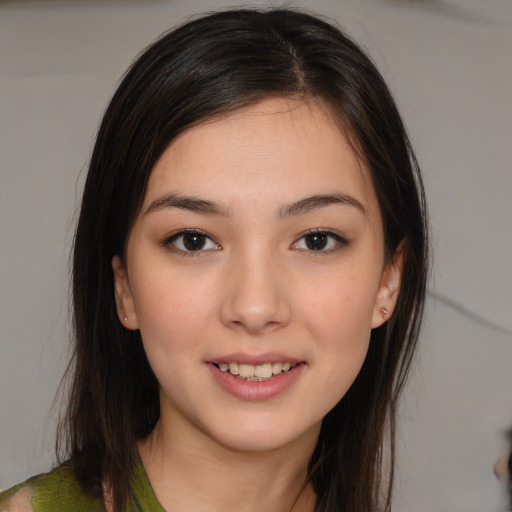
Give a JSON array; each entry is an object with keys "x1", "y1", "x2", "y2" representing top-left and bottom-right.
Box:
[
  {"x1": 280, "y1": 194, "x2": 366, "y2": 218},
  {"x1": 144, "y1": 192, "x2": 365, "y2": 218},
  {"x1": 144, "y1": 193, "x2": 230, "y2": 217}
]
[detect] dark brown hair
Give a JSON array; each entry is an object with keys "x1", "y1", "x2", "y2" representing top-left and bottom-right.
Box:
[{"x1": 59, "y1": 8, "x2": 429, "y2": 512}]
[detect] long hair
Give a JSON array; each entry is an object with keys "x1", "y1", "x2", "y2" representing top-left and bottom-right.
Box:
[{"x1": 59, "y1": 8, "x2": 429, "y2": 512}]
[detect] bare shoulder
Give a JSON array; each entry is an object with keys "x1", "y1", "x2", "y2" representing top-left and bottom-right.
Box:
[{"x1": 0, "y1": 485, "x2": 34, "y2": 511}]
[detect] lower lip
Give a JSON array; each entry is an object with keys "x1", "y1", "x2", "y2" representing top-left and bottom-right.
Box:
[{"x1": 208, "y1": 363, "x2": 305, "y2": 401}]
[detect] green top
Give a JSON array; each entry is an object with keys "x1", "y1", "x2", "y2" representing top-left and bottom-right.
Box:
[{"x1": 0, "y1": 459, "x2": 165, "y2": 512}]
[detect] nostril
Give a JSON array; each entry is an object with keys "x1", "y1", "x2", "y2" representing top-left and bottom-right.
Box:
[{"x1": 219, "y1": 265, "x2": 291, "y2": 333}]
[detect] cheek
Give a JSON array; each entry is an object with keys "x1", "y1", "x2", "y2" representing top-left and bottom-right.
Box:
[
  {"x1": 302, "y1": 264, "x2": 380, "y2": 333},
  {"x1": 299, "y1": 268, "x2": 379, "y2": 379},
  {"x1": 131, "y1": 276, "x2": 215, "y2": 397},
  {"x1": 131, "y1": 270, "x2": 218, "y2": 352}
]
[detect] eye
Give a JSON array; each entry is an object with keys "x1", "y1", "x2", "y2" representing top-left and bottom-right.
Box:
[
  {"x1": 292, "y1": 230, "x2": 347, "y2": 252},
  {"x1": 164, "y1": 229, "x2": 220, "y2": 253}
]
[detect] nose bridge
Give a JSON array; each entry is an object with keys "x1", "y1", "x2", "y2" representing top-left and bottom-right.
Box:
[{"x1": 221, "y1": 243, "x2": 290, "y2": 333}]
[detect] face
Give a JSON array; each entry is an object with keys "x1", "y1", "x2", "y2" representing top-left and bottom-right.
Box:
[{"x1": 113, "y1": 97, "x2": 402, "y2": 455}]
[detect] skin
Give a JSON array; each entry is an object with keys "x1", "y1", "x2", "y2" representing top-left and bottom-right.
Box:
[
  {"x1": 494, "y1": 454, "x2": 510, "y2": 479},
  {"x1": 113, "y1": 97, "x2": 403, "y2": 512}
]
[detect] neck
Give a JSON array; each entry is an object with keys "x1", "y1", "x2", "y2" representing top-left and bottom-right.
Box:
[{"x1": 138, "y1": 419, "x2": 318, "y2": 512}]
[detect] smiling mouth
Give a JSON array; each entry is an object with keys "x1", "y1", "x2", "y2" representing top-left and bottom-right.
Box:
[{"x1": 213, "y1": 362, "x2": 298, "y2": 381}]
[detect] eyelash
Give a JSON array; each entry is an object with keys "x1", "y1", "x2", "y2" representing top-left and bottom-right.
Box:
[
  {"x1": 162, "y1": 229, "x2": 221, "y2": 256},
  {"x1": 292, "y1": 229, "x2": 348, "y2": 254},
  {"x1": 162, "y1": 228, "x2": 348, "y2": 256}
]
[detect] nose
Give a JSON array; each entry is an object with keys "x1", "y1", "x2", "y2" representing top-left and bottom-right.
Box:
[{"x1": 220, "y1": 250, "x2": 291, "y2": 335}]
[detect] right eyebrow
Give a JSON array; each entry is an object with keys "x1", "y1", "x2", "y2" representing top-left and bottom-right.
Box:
[{"x1": 144, "y1": 193, "x2": 231, "y2": 217}]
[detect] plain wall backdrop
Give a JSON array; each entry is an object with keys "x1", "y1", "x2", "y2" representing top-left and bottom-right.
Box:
[{"x1": 1, "y1": 0, "x2": 511, "y2": 510}]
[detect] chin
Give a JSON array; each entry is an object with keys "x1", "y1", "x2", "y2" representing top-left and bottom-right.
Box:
[{"x1": 204, "y1": 416, "x2": 321, "y2": 455}]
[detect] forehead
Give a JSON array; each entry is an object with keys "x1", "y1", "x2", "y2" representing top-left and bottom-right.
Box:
[{"x1": 144, "y1": 97, "x2": 380, "y2": 219}]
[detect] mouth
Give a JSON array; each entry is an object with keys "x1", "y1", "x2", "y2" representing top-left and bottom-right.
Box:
[
  {"x1": 208, "y1": 357, "x2": 306, "y2": 400},
  {"x1": 213, "y1": 362, "x2": 298, "y2": 381}
]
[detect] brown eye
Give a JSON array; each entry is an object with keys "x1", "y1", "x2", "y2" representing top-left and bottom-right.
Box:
[
  {"x1": 166, "y1": 230, "x2": 220, "y2": 253},
  {"x1": 293, "y1": 230, "x2": 348, "y2": 253},
  {"x1": 182, "y1": 233, "x2": 207, "y2": 251},
  {"x1": 304, "y1": 232, "x2": 328, "y2": 250}
]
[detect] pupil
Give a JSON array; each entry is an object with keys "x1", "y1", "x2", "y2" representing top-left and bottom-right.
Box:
[
  {"x1": 183, "y1": 233, "x2": 205, "y2": 251},
  {"x1": 306, "y1": 233, "x2": 327, "y2": 250}
]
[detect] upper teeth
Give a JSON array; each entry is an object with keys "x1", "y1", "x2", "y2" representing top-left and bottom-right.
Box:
[{"x1": 217, "y1": 362, "x2": 294, "y2": 379}]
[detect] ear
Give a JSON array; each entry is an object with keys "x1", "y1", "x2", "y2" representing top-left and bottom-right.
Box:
[
  {"x1": 371, "y1": 242, "x2": 406, "y2": 329},
  {"x1": 112, "y1": 255, "x2": 139, "y2": 330}
]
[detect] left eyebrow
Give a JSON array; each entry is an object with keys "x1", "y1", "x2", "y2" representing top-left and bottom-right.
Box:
[{"x1": 280, "y1": 194, "x2": 366, "y2": 218}]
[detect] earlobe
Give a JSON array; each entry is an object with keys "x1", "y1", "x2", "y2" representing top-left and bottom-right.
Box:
[
  {"x1": 371, "y1": 242, "x2": 406, "y2": 329},
  {"x1": 112, "y1": 255, "x2": 139, "y2": 330}
]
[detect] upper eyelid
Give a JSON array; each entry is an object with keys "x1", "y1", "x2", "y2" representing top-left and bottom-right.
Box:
[
  {"x1": 291, "y1": 229, "x2": 348, "y2": 251},
  {"x1": 164, "y1": 228, "x2": 217, "y2": 243},
  {"x1": 162, "y1": 229, "x2": 222, "y2": 253},
  {"x1": 294, "y1": 228, "x2": 347, "y2": 242},
  {"x1": 162, "y1": 228, "x2": 347, "y2": 250}
]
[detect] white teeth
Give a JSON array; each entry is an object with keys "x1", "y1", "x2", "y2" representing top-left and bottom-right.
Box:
[
  {"x1": 238, "y1": 364, "x2": 254, "y2": 378},
  {"x1": 228, "y1": 362, "x2": 239, "y2": 375},
  {"x1": 272, "y1": 362, "x2": 283, "y2": 375},
  {"x1": 254, "y1": 363, "x2": 272, "y2": 378},
  {"x1": 216, "y1": 361, "x2": 297, "y2": 380}
]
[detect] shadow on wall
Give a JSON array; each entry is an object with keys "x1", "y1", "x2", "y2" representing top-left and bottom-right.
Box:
[
  {"x1": 1, "y1": 0, "x2": 172, "y2": 6},
  {"x1": 377, "y1": 0, "x2": 511, "y2": 26},
  {"x1": 3, "y1": 0, "x2": 510, "y2": 27}
]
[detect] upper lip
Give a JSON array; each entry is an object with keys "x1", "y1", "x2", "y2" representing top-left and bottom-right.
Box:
[{"x1": 208, "y1": 352, "x2": 304, "y2": 365}]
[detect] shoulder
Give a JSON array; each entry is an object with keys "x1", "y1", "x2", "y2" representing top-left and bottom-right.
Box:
[
  {"x1": 0, "y1": 464, "x2": 103, "y2": 512},
  {"x1": 0, "y1": 485, "x2": 33, "y2": 512}
]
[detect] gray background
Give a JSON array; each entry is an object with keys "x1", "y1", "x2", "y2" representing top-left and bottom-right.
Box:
[{"x1": 1, "y1": 0, "x2": 511, "y2": 510}]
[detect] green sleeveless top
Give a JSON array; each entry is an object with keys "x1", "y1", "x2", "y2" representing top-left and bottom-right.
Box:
[{"x1": 0, "y1": 459, "x2": 165, "y2": 511}]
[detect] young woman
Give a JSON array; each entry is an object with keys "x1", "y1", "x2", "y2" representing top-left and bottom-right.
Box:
[{"x1": 0, "y1": 8, "x2": 429, "y2": 512}]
